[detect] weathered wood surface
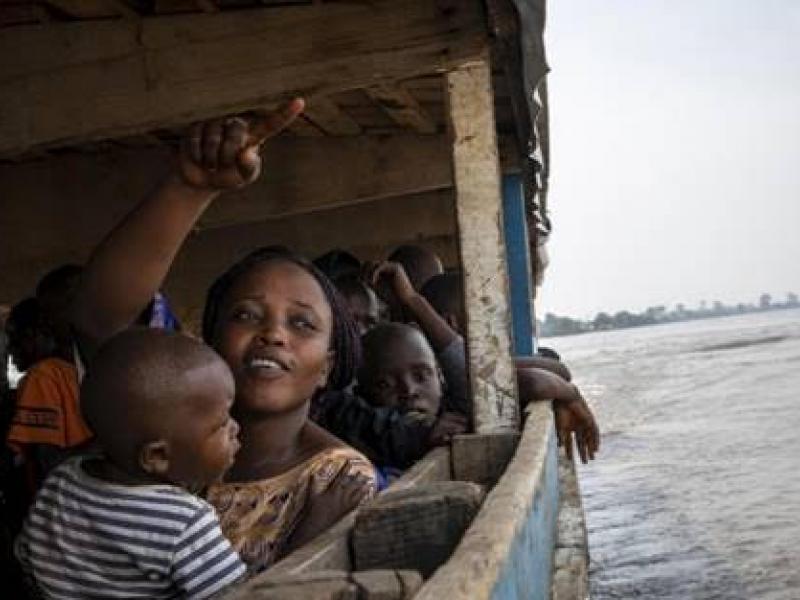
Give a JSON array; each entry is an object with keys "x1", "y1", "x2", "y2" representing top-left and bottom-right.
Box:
[
  {"x1": 266, "y1": 447, "x2": 452, "y2": 577},
  {"x1": 366, "y1": 84, "x2": 438, "y2": 134},
  {"x1": 352, "y1": 570, "x2": 423, "y2": 600},
  {"x1": 266, "y1": 511, "x2": 356, "y2": 577},
  {"x1": 352, "y1": 481, "x2": 485, "y2": 578},
  {"x1": 446, "y1": 56, "x2": 519, "y2": 433},
  {"x1": 389, "y1": 446, "x2": 451, "y2": 491},
  {"x1": 223, "y1": 570, "x2": 356, "y2": 600},
  {"x1": 0, "y1": 0, "x2": 487, "y2": 157},
  {"x1": 550, "y1": 454, "x2": 589, "y2": 600},
  {"x1": 222, "y1": 569, "x2": 421, "y2": 600},
  {"x1": 451, "y1": 432, "x2": 520, "y2": 488},
  {"x1": 414, "y1": 402, "x2": 557, "y2": 600},
  {"x1": 201, "y1": 134, "x2": 455, "y2": 228},
  {"x1": 303, "y1": 96, "x2": 363, "y2": 136},
  {"x1": 42, "y1": 0, "x2": 132, "y2": 19}
]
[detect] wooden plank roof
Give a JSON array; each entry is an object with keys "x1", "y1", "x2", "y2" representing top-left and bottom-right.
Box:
[{"x1": 0, "y1": 0, "x2": 499, "y2": 158}]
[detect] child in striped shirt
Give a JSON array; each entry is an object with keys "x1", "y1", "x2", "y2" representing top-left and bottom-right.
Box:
[{"x1": 16, "y1": 328, "x2": 246, "y2": 599}]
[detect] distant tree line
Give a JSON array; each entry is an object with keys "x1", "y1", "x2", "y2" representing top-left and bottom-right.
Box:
[{"x1": 539, "y1": 292, "x2": 800, "y2": 337}]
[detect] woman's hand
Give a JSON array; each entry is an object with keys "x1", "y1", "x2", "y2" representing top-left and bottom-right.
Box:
[
  {"x1": 284, "y1": 461, "x2": 373, "y2": 554},
  {"x1": 177, "y1": 98, "x2": 305, "y2": 191}
]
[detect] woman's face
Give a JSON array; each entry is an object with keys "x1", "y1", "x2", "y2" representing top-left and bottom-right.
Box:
[{"x1": 215, "y1": 260, "x2": 334, "y2": 417}]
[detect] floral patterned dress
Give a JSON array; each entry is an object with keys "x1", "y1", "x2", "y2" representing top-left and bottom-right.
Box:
[{"x1": 206, "y1": 446, "x2": 376, "y2": 572}]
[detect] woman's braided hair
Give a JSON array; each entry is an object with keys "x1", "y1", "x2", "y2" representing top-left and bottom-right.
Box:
[{"x1": 202, "y1": 246, "x2": 361, "y2": 391}]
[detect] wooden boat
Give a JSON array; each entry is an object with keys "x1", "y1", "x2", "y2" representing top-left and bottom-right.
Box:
[{"x1": 1, "y1": 0, "x2": 589, "y2": 597}]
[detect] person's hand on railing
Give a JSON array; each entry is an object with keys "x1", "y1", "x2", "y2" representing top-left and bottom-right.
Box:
[
  {"x1": 515, "y1": 365, "x2": 600, "y2": 463},
  {"x1": 553, "y1": 393, "x2": 600, "y2": 464}
]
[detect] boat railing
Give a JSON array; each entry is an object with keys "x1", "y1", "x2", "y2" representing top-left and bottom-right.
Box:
[{"x1": 221, "y1": 401, "x2": 586, "y2": 600}]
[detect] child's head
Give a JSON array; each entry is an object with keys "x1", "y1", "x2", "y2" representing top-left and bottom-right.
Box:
[
  {"x1": 81, "y1": 328, "x2": 240, "y2": 488},
  {"x1": 357, "y1": 323, "x2": 443, "y2": 419},
  {"x1": 387, "y1": 245, "x2": 444, "y2": 291},
  {"x1": 313, "y1": 249, "x2": 361, "y2": 282},
  {"x1": 36, "y1": 264, "x2": 83, "y2": 349},
  {"x1": 5, "y1": 298, "x2": 56, "y2": 372},
  {"x1": 421, "y1": 272, "x2": 465, "y2": 335},
  {"x1": 333, "y1": 275, "x2": 380, "y2": 337},
  {"x1": 202, "y1": 246, "x2": 361, "y2": 419}
]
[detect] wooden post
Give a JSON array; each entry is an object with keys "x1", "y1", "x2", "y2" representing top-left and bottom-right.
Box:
[{"x1": 445, "y1": 55, "x2": 520, "y2": 433}]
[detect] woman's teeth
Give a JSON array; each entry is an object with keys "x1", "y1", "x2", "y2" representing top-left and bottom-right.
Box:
[{"x1": 249, "y1": 358, "x2": 283, "y2": 370}]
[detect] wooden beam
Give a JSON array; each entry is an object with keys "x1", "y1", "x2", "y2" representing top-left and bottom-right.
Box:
[
  {"x1": 43, "y1": 0, "x2": 136, "y2": 19},
  {"x1": 0, "y1": 3, "x2": 52, "y2": 26},
  {"x1": 366, "y1": 83, "x2": 438, "y2": 134},
  {"x1": 195, "y1": 0, "x2": 217, "y2": 13},
  {"x1": 197, "y1": 131, "x2": 516, "y2": 227},
  {"x1": 303, "y1": 97, "x2": 362, "y2": 136},
  {"x1": 446, "y1": 56, "x2": 519, "y2": 433},
  {"x1": 200, "y1": 134, "x2": 454, "y2": 229},
  {"x1": 0, "y1": 0, "x2": 487, "y2": 158},
  {"x1": 153, "y1": 0, "x2": 202, "y2": 14},
  {"x1": 287, "y1": 116, "x2": 325, "y2": 138}
]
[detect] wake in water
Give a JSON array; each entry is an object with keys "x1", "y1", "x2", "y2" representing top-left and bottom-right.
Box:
[
  {"x1": 548, "y1": 309, "x2": 800, "y2": 600},
  {"x1": 695, "y1": 334, "x2": 791, "y2": 352}
]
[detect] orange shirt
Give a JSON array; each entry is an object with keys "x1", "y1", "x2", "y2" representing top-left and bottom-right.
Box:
[{"x1": 7, "y1": 358, "x2": 92, "y2": 450}]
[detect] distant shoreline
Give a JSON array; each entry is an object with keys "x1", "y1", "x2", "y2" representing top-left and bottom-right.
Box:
[{"x1": 538, "y1": 299, "x2": 799, "y2": 338}]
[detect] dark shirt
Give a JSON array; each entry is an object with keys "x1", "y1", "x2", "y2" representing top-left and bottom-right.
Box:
[{"x1": 311, "y1": 391, "x2": 434, "y2": 469}]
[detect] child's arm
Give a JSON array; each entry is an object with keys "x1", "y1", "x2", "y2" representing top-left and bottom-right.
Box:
[
  {"x1": 515, "y1": 367, "x2": 600, "y2": 463},
  {"x1": 72, "y1": 101, "x2": 304, "y2": 359},
  {"x1": 370, "y1": 261, "x2": 457, "y2": 352},
  {"x1": 514, "y1": 354, "x2": 572, "y2": 381}
]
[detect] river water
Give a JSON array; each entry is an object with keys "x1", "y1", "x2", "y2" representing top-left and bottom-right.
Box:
[{"x1": 547, "y1": 309, "x2": 800, "y2": 599}]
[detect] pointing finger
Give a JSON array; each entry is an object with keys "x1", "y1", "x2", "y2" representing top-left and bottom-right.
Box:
[{"x1": 246, "y1": 97, "x2": 305, "y2": 146}]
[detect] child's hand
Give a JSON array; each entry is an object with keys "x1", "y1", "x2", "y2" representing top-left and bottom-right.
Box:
[
  {"x1": 427, "y1": 411, "x2": 469, "y2": 446},
  {"x1": 370, "y1": 261, "x2": 417, "y2": 304},
  {"x1": 553, "y1": 396, "x2": 600, "y2": 464},
  {"x1": 177, "y1": 98, "x2": 304, "y2": 191}
]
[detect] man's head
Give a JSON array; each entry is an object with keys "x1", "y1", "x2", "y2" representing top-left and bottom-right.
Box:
[
  {"x1": 5, "y1": 298, "x2": 56, "y2": 372},
  {"x1": 421, "y1": 272, "x2": 465, "y2": 335},
  {"x1": 387, "y1": 245, "x2": 443, "y2": 291},
  {"x1": 35, "y1": 264, "x2": 83, "y2": 349},
  {"x1": 313, "y1": 249, "x2": 361, "y2": 282},
  {"x1": 81, "y1": 328, "x2": 240, "y2": 489},
  {"x1": 357, "y1": 323, "x2": 442, "y2": 419}
]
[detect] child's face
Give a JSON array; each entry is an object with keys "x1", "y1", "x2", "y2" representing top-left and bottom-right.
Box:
[
  {"x1": 215, "y1": 260, "x2": 333, "y2": 417},
  {"x1": 162, "y1": 360, "x2": 240, "y2": 487},
  {"x1": 365, "y1": 331, "x2": 442, "y2": 418}
]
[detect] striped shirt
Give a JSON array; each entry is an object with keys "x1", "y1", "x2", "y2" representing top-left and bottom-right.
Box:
[{"x1": 15, "y1": 457, "x2": 246, "y2": 599}]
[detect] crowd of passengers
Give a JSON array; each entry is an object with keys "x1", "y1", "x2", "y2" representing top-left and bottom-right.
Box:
[{"x1": 0, "y1": 100, "x2": 599, "y2": 599}]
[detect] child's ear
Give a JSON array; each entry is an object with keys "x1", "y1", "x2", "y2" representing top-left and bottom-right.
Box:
[{"x1": 139, "y1": 440, "x2": 170, "y2": 477}]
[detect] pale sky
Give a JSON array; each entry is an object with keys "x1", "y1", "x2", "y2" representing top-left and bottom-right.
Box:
[{"x1": 539, "y1": 0, "x2": 800, "y2": 319}]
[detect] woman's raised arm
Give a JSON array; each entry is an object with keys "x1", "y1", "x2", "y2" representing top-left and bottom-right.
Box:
[{"x1": 72, "y1": 100, "x2": 305, "y2": 358}]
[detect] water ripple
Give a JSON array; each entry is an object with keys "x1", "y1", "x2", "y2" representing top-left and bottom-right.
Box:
[{"x1": 553, "y1": 309, "x2": 800, "y2": 599}]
